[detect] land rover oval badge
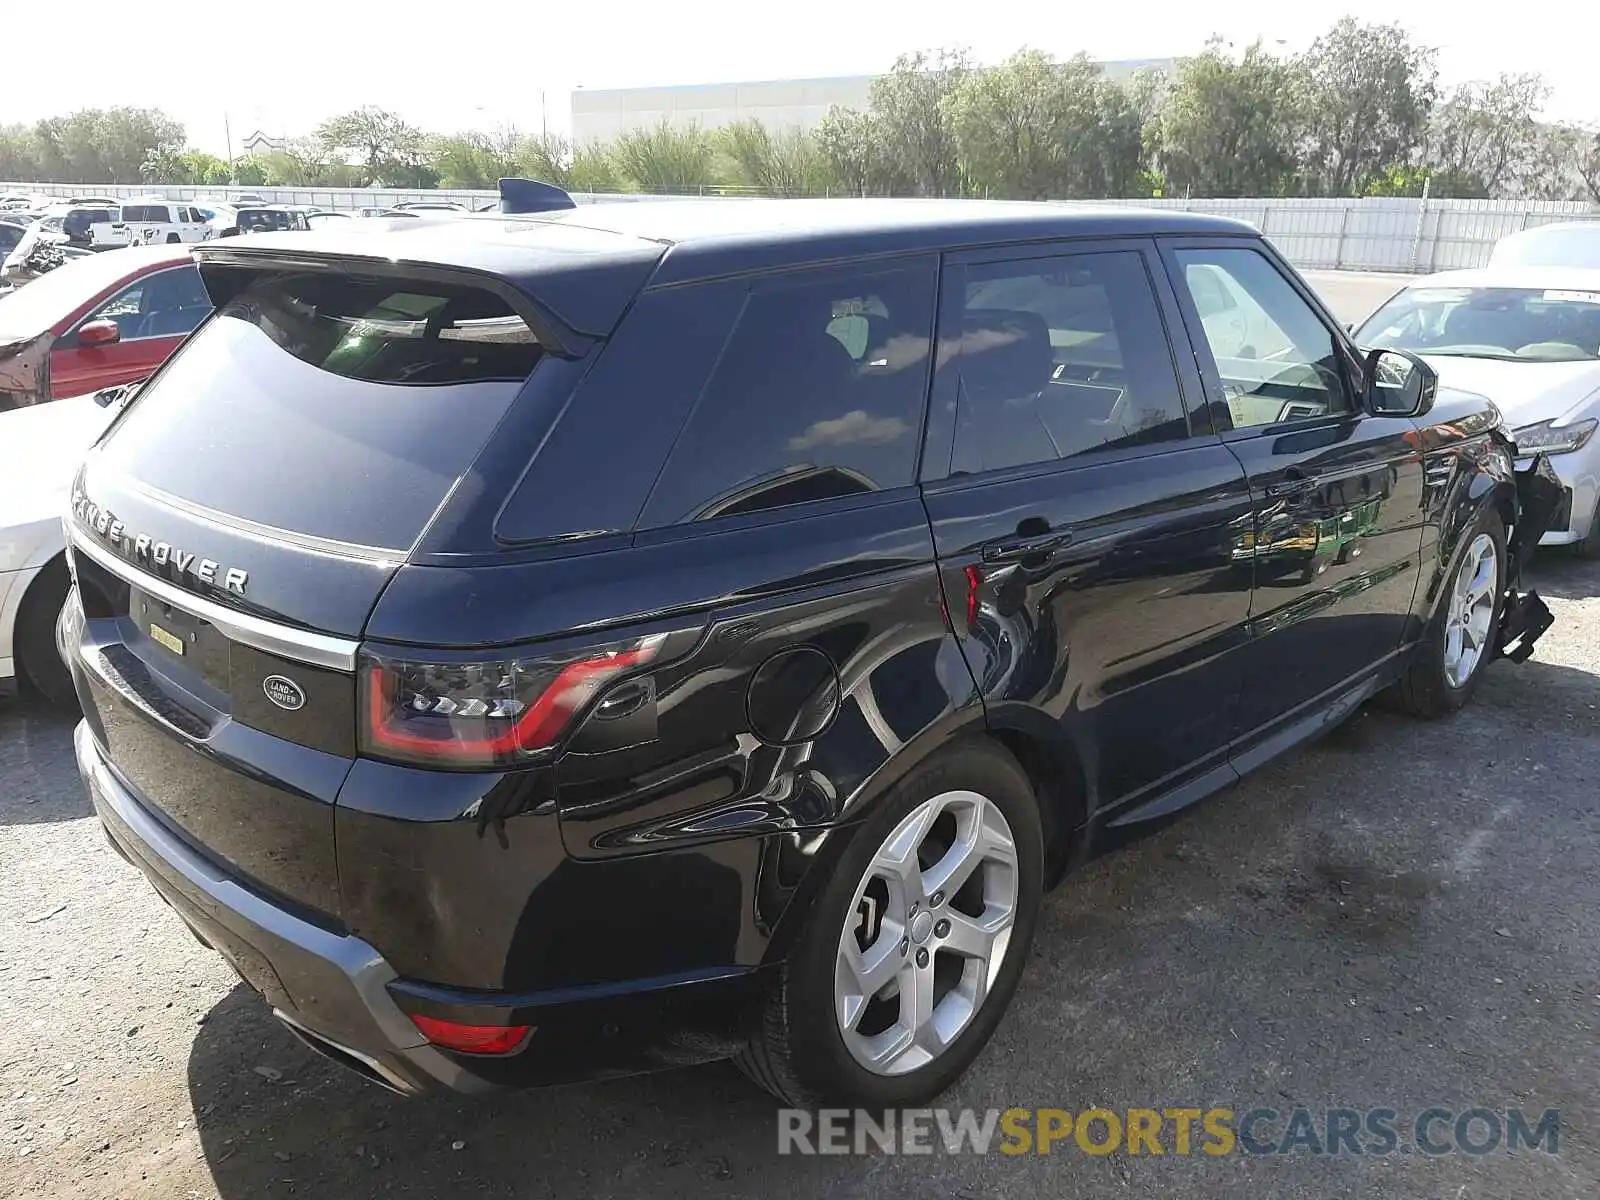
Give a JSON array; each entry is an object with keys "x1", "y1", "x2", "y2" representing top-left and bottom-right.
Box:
[{"x1": 263, "y1": 675, "x2": 306, "y2": 711}]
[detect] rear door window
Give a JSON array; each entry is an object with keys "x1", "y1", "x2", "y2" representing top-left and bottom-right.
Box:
[
  {"x1": 98, "y1": 271, "x2": 546, "y2": 551},
  {"x1": 943, "y1": 249, "x2": 1191, "y2": 475},
  {"x1": 636, "y1": 261, "x2": 936, "y2": 528}
]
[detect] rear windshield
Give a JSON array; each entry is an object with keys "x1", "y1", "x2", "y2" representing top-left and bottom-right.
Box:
[{"x1": 98, "y1": 271, "x2": 545, "y2": 551}]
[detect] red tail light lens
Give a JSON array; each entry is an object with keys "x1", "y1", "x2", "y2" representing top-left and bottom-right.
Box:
[
  {"x1": 409, "y1": 1013, "x2": 530, "y2": 1055},
  {"x1": 360, "y1": 634, "x2": 665, "y2": 769}
]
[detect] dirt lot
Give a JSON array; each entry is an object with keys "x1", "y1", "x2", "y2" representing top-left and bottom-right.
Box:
[
  {"x1": 3, "y1": 551, "x2": 1597, "y2": 1200},
  {"x1": 2, "y1": 272, "x2": 1596, "y2": 1198}
]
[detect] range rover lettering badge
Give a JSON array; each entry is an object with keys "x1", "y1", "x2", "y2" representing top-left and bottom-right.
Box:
[
  {"x1": 71, "y1": 496, "x2": 249, "y2": 595},
  {"x1": 262, "y1": 676, "x2": 306, "y2": 711}
]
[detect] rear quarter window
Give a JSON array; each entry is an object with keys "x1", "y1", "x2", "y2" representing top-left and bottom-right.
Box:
[
  {"x1": 495, "y1": 258, "x2": 939, "y2": 543},
  {"x1": 98, "y1": 271, "x2": 546, "y2": 551},
  {"x1": 637, "y1": 261, "x2": 937, "y2": 528}
]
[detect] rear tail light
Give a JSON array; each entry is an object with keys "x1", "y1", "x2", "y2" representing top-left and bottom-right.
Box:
[
  {"x1": 359, "y1": 634, "x2": 666, "y2": 769},
  {"x1": 409, "y1": 1013, "x2": 530, "y2": 1055}
]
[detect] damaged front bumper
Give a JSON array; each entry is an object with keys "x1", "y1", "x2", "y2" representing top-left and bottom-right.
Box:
[{"x1": 1499, "y1": 453, "x2": 1563, "y2": 663}]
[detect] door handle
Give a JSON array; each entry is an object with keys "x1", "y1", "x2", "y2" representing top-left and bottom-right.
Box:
[{"x1": 981, "y1": 531, "x2": 1071, "y2": 563}]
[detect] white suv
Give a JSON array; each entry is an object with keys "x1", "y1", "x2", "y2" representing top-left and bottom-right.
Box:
[{"x1": 92, "y1": 201, "x2": 214, "y2": 248}]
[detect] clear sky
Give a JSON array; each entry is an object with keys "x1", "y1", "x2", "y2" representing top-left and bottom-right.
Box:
[{"x1": 8, "y1": 0, "x2": 1595, "y2": 153}]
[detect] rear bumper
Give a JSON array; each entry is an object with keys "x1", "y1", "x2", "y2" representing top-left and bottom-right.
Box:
[
  {"x1": 78, "y1": 720, "x2": 475, "y2": 1095},
  {"x1": 76, "y1": 721, "x2": 771, "y2": 1094}
]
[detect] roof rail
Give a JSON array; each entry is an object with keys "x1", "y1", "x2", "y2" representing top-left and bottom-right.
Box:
[{"x1": 497, "y1": 178, "x2": 577, "y2": 215}]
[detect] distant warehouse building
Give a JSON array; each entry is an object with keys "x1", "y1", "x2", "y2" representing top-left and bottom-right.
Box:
[{"x1": 571, "y1": 61, "x2": 1174, "y2": 143}]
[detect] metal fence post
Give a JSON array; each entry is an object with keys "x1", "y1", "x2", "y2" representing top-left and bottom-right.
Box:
[
  {"x1": 1408, "y1": 176, "x2": 1431, "y2": 273},
  {"x1": 1334, "y1": 205, "x2": 1351, "y2": 269}
]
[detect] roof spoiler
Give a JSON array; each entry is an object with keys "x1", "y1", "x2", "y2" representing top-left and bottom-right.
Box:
[{"x1": 497, "y1": 178, "x2": 577, "y2": 215}]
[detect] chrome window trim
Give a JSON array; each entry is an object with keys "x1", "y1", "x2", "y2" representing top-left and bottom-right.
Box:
[{"x1": 68, "y1": 529, "x2": 359, "y2": 672}]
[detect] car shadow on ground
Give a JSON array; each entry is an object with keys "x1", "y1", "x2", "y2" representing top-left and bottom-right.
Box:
[
  {"x1": 0, "y1": 693, "x2": 87, "y2": 825},
  {"x1": 187, "y1": 984, "x2": 798, "y2": 1198},
  {"x1": 1525, "y1": 546, "x2": 1600, "y2": 601}
]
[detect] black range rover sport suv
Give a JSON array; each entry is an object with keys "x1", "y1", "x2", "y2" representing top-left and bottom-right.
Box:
[{"x1": 62, "y1": 191, "x2": 1559, "y2": 1106}]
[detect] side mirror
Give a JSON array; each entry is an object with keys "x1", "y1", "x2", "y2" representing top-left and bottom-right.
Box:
[
  {"x1": 78, "y1": 319, "x2": 120, "y2": 347},
  {"x1": 1363, "y1": 347, "x2": 1436, "y2": 418}
]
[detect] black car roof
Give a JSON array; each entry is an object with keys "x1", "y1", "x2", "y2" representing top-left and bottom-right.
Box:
[
  {"x1": 539, "y1": 197, "x2": 1254, "y2": 285},
  {"x1": 193, "y1": 199, "x2": 1257, "y2": 337}
]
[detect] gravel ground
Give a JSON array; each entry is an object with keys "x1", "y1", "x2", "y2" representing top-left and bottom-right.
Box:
[{"x1": 1, "y1": 271, "x2": 1595, "y2": 1199}]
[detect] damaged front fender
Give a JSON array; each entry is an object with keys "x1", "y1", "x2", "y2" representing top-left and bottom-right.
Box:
[{"x1": 1499, "y1": 453, "x2": 1563, "y2": 663}]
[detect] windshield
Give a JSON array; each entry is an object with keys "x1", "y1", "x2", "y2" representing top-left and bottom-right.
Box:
[
  {"x1": 0, "y1": 249, "x2": 169, "y2": 336},
  {"x1": 1357, "y1": 286, "x2": 1600, "y2": 362}
]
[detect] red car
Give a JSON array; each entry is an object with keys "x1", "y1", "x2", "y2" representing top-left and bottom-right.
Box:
[{"x1": 0, "y1": 245, "x2": 210, "y2": 411}]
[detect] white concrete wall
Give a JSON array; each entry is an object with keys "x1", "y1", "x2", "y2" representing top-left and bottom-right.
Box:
[
  {"x1": 570, "y1": 62, "x2": 1177, "y2": 142},
  {"x1": 572, "y1": 76, "x2": 877, "y2": 142}
]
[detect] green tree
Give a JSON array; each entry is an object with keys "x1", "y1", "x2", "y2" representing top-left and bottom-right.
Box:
[
  {"x1": 567, "y1": 143, "x2": 619, "y2": 193},
  {"x1": 316, "y1": 106, "x2": 427, "y2": 186},
  {"x1": 867, "y1": 48, "x2": 971, "y2": 196},
  {"x1": 98, "y1": 108, "x2": 184, "y2": 182},
  {"x1": 944, "y1": 51, "x2": 1118, "y2": 199},
  {"x1": 505, "y1": 134, "x2": 620, "y2": 193},
  {"x1": 29, "y1": 107, "x2": 182, "y2": 183},
  {"x1": 180, "y1": 150, "x2": 232, "y2": 185},
  {"x1": 717, "y1": 121, "x2": 829, "y2": 195},
  {"x1": 1157, "y1": 40, "x2": 1303, "y2": 198},
  {"x1": 1299, "y1": 18, "x2": 1437, "y2": 196},
  {"x1": 610, "y1": 122, "x2": 718, "y2": 193},
  {"x1": 233, "y1": 158, "x2": 269, "y2": 187},
  {"x1": 430, "y1": 132, "x2": 515, "y2": 189},
  {"x1": 1578, "y1": 129, "x2": 1600, "y2": 204},
  {"x1": 140, "y1": 146, "x2": 184, "y2": 184},
  {"x1": 0, "y1": 125, "x2": 40, "y2": 181},
  {"x1": 815, "y1": 107, "x2": 906, "y2": 196},
  {"x1": 1424, "y1": 73, "x2": 1548, "y2": 198}
]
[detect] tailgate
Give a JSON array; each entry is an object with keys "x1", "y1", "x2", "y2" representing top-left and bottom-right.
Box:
[
  {"x1": 63, "y1": 259, "x2": 560, "y2": 920},
  {"x1": 67, "y1": 466, "x2": 390, "y2": 920}
]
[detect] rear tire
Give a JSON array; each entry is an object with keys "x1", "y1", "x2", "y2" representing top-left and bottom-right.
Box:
[
  {"x1": 735, "y1": 738, "x2": 1043, "y2": 1106},
  {"x1": 165, "y1": 233, "x2": 180, "y2": 244},
  {"x1": 1388, "y1": 510, "x2": 1505, "y2": 718},
  {"x1": 16, "y1": 557, "x2": 77, "y2": 711}
]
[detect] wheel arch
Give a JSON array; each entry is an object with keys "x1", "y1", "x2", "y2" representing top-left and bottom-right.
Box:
[
  {"x1": 1423, "y1": 470, "x2": 1511, "y2": 624},
  {"x1": 11, "y1": 549, "x2": 70, "y2": 688},
  {"x1": 983, "y1": 704, "x2": 1090, "y2": 885}
]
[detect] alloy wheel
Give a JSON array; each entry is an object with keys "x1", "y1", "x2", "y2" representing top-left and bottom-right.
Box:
[
  {"x1": 1443, "y1": 532, "x2": 1497, "y2": 688},
  {"x1": 834, "y1": 790, "x2": 1019, "y2": 1076}
]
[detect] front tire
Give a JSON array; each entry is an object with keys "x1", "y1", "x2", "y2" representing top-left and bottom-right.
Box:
[
  {"x1": 16, "y1": 558, "x2": 77, "y2": 711},
  {"x1": 736, "y1": 738, "x2": 1043, "y2": 1106},
  {"x1": 1388, "y1": 511, "x2": 1505, "y2": 717}
]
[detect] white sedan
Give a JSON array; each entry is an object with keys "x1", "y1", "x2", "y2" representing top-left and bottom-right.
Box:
[
  {"x1": 0, "y1": 389, "x2": 123, "y2": 705},
  {"x1": 1355, "y1": 266, "x2": 1600, "y2": 555}
]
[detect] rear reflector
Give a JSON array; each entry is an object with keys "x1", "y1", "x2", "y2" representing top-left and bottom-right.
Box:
[
  {"x1": 359, "y1": 634, "x2": 666, "y2": 769},
  {"x1": 409, "y1": 1013, "x2": 531, "y2": 1055}
]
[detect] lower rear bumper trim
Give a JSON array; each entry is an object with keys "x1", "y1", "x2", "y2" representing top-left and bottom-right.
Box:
[{"x1": 75, "y1": 721, "x2": 486, "y2": 1095}]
